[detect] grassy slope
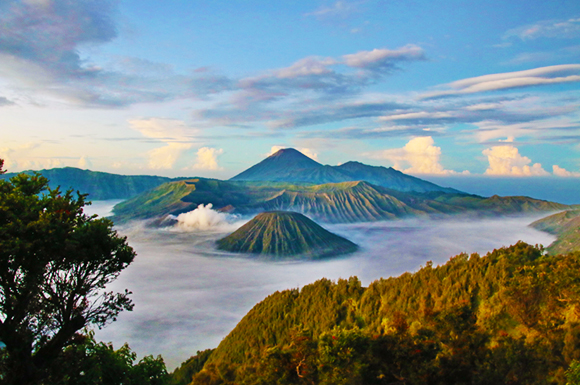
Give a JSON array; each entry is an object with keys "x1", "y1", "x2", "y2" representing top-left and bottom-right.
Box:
[
  {"x1": 113, "y1": 179, "x2": 570, "y2": 224},
  {"x1": 216, "y1": 211, "x2": 358, "y2": 259},
  {"x1": 531, "y1": 209, "x2": 580, "y2": 254}
]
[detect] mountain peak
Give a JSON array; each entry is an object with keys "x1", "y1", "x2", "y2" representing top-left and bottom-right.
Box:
[
  {"x1": 230, "y1": 148, "x2": 322, "y2": 182},
  {"x1": 216, "y1": 211, "x2": 357, "y2": 259},
  {"x1": 269, "y1": 147, "x2": 305, "y2": 157}
]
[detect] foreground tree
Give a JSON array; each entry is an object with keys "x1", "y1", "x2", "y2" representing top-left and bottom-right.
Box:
[{"x1": 0, "y1": 160, "x2": 136, "y2": 384}]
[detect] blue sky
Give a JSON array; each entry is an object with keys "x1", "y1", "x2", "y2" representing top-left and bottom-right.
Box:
[{"x1": 1, "y1": 0, "x2": 580, "y2": 186}]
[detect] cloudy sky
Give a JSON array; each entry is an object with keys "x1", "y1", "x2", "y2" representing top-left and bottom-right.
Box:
[{"x1": 1, "y1": 0, "x2": 580, "y2": 183}]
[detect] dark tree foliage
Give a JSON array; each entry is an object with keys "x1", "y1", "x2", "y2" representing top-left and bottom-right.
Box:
[
  {"x1": 0, "y1": 161, "x2": 136, "y2": 384},
  {"x1": 45, "y1": 332, "x2": 170, "y2": 385}
]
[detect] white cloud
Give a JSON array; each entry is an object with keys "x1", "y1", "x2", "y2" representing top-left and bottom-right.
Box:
[
  {"x1": 78, "y1": 155, "x2": 92, "y2": 169},
  {"x1": 483, "y1": 145, "x2": 549, "y2": 176},
  {"x1": 129, "y1": 118, "x2": 192, "y2": 140},
  {"x1": 129, "y1": 118, "x2": 196, "y2": 170},
  {"x1": 373, "y1": 137, "x2": 466, "y2": 175},
  {"x1": 274, "y1": 57, "x2": 337, "y2": 79},
  {"x1": 19, "y1": 158, "x2": 63, "y2": 170},
  {"x1": 553, "y1": 165, "x2": 580, "y2": 177},
  {"x1": 379, "y1": 111, "x2": 454, "y2": 121},
  {"x1": 193, "y1": 147, "x2": 223, "y2": 171},
  {"x1": 145, "y1": 143, "x2": 190, "y2": 170},
  {"x1": 421, "y1": 64, "x2": 580, "y2": 99},
  {"x1": 0, "y1": 148, "x2": 17, "y2": 170},
  {"x1": 304, "y1": 1, "x2": 359, "y2": 19},
  {"x1": 504, "y1": 18, "x2": 580, "y2": 40},
  {"x1": 343, "y1": 45, "x2": 425, "y2": 69},
  {"x1": 0, "y1": 142, "x2": 62, "y2": 171}
]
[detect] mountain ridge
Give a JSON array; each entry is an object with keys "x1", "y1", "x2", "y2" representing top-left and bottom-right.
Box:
[
  {"x1": 113, "y1": 177, "x2": 569, "y2": 224},
  {"x1": 230, "y1": 148, "x2": 459, "y2": 193}
]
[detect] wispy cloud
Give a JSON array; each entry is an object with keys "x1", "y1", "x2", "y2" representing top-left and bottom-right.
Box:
[
  {"x1": 0, "y1": 96, "x2": 15, "y2": 107},
  {"x1": 304, "y1": 1, "x2": 361, "y2": 19},
  {"x1": 420, "y1": 65, "x2": 580, "y2": 99},
  {"x1": 0, "y1": 0, "x2": 234, "y2": 108},
  {"x1": 342, "y1": 45, "x2": 425, "y2": 71},
  {"x1": 193, "y1": 46, "x2": 425, "y2": 129},
  {"x1": 504, "y1": 17, "x2": 580, "y2": 40}
]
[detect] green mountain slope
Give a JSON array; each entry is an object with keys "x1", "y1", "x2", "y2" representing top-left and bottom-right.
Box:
[
  {"x1": 335, "y1": 161, "x2": 459, "y2": 193},
  {"x1": 178, "y1": 242, "x2": 580, "y2": 384},
  {"x1": 231, "y1": 148, "x2": 459, "y2": 193},
  {"x1": 530, "y1": 209, "x2": 580, "y2": 254},
  {"x1": 216, "y1": 211, "x2": 357, "y2": 259},
  {"x1": 0, "y1": 167, "x2": 174, "y2": 200},
  {"x1": 114, "y1": 178, "x2": 568, "y2": 224}
]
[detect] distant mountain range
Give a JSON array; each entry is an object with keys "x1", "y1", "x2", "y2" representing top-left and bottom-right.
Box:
[
  {"x1": 0, "y1": 148, "x2": 457, "y2": 200},
  {"x1": 231, "y1": 148, "x2": 459, "y2": 193},
  {"x1": 2, "y1": 149, "x2": 570, "y2": 225},
  {"x1": 0, "y1": 167, "x2": 177, "y2": 200}
]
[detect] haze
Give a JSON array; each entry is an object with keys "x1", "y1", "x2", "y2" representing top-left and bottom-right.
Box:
[{"x1": 85, "y1": 201, "x2": 556, "y2": 369}]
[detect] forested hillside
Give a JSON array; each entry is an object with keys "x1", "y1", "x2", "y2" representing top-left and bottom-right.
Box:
[
  {"x1": 173, "y1": 242, "x2": 580, "y2": 384},
  {"x1": 0, "y1": 167, "x2": 175, "y2": 200}
]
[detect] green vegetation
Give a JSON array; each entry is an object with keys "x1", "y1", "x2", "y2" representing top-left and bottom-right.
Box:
[
  {"x1": 44, "y1": 332, "x2": 170, "y2": 385},
  {"x1": 0, "y1": 167, "x2": 177, "y2": 200},
  {"x1": 0, "y1": 160, "x2": 170, "y2": 384},
  {"x1": 114, "y1": 177, "x2": 568, "y2": 224},
  {"x1": 531, "y1": 210, "x2": 580, "y2": 254},
  {"x1": 173, "y1": 242, "x2": 580, "y2": 384},
  {"x1": 216, "y1": 211, "x2": 357, "y2": 259}
]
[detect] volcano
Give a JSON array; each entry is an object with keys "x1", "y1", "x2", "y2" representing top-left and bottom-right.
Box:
[
  {"x1": 216, "y1": 211, "x2": 358, "y2": 259},
  {"x1": 230, "y1": 148, "x2": 458, "y2": 193}
]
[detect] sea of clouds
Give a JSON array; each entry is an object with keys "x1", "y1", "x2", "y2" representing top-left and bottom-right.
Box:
[{"x1": 86, "y1": 201, "x2": 557, "y2": 369}]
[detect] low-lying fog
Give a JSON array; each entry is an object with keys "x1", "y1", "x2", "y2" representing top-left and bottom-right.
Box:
[{"x1": 85, "y1": 201, "x2": 557, "y2": 369}]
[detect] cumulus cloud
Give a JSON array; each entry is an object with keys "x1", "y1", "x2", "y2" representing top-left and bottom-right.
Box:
[
  {"x1": 192, "y1": 147, "x2": 223, "y2": 171},
  {"x1": 483, "y1": 145, "x2": 549, "y2": 176},
  {"x1": 504, "y1": 18, "x2": 580, "y2": 40},
  {"x1": 421, "y1": 65, "x2": 580, "y2": 99},
  {"x1": 78, "y1": 155, "x2": 92, "y2": 169},
  {"x1": 553, "y1": 165, "x2": 580, "y2": 177},
  {"x1": 0, "y1": 142, "x2": 64, "y2": 171},
  {"x1": 146, "y1": 143, "x2": 193, "y2": 170},
  {"x1": 129, "y1": 118, "x2": 195, "y2": 169},
  {"x1": 372, "y1": 137, "x2": 466, "y2": 175}
]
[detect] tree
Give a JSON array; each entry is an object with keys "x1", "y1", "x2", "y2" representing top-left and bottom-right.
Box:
[
  {"x1": 45, "y1": 332, "x2": 170, "y2": 385},
  {"x1": 0, "y1": 160, "x2": 136, "y2": 384}
]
